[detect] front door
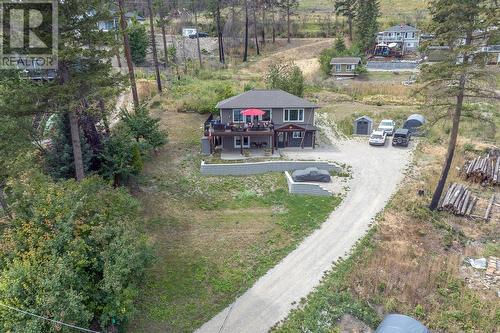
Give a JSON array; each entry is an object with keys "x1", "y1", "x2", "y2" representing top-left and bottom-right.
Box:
[
  {"x1": 277, "y1": 132, "x2": 287, "y2": 148},
  {"x1": 234, "y1": 136, "x2": 250, "y2": 149}
]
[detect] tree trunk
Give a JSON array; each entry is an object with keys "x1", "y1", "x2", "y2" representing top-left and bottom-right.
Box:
[
  {"x1": 194, "y1": 6, "x2": 203, "y2": 68},
  {"x1": 118, "y1": 0, "x2": 139, "y2": 109},
  {"x1": 261, "y1": 7, "x2": 266, "y2": 44},
  {"x1": 287, "y1": 2, "x2": 291, "y2": 44},
  {"x1": 161, "y1": 24, "x2": 169, "y2": 68},
  {"x1": 216, "y1": 2, "x2": 225, "y2": 64},
  {"x1": 243, "y1": 0, "x2": 249, "y2": 62},
  {"x1": 272, "y1": 9, "x2": 276, "y2": 43},
  {"x1": 348, "y1": 13, "x2": 353, "y2": 41},
  {"x1": 147, "y1": 0, "x2": 162, "y2": 93},
  {"x1": 0, "y1": 184, "x2": 12, "y2": 220},
  {"x1": 68, "y1": 110, "x2": 85, "y2": 181},
  {"x1": 253, "y1": 6, "x2": 260, "y2": 55},
  {"x1": 429, "y1": 34, "x2": 472, "y2": 211}
]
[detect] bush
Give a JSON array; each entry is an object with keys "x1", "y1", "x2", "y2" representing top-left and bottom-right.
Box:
[
  {"x1": 0, "y1": 172, "x2": 151, "y2": 332},
  {"x1": 266, "y1": 60, "x2": 305, "y2": 97}
]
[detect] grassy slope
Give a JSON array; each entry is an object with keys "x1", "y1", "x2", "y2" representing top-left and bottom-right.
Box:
[{"x1": 127, "y1": 77, "x2": 341, "y2": 332}]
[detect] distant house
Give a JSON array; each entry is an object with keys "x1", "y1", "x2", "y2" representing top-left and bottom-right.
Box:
[
  {"x1": 481, "y1": 45, "x2": 500, "y2": 64},
  {"x1": 376, "y1": 24, "x2": 421, "y2": 53},
  {"x1": 96, "y1": 11, "x2": 145, "y2": 32},
  {"x1": 203, "y1": 90, "x2": 319, "y2": 155},
  {"x1": 330, "y1": 57, "x2": 362, "y2": 77}
]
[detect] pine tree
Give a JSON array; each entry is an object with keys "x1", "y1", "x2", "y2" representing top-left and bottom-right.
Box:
[
  {"x1": 334, "y1": 0, "x2": 357, "y2": 41},
  {"x1": 422, "y1": 0, "x2": 499, "y2": 210},
  {"x1": 354, "y1": 0, "x2": 379, "y2": 51}
]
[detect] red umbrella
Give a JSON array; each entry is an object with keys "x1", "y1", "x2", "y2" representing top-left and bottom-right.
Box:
[{"x1": 241, "y1": 108, "x2": 266, "y2": 116}]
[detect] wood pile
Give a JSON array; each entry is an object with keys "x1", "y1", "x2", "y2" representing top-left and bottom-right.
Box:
[
  {"x1": 462, "y1": 153, "x2": 499, "y2": 185},
  {"x1": 438, "y1": 183, "x2": 477, "y2": 217}
]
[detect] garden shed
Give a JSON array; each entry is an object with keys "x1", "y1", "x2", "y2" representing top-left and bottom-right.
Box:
[
  {"x1": 403, "y1": 114, "x2": 426, "y2": 135},
  {"x1": 353, "y1": 115, "x2": 373, "y2": 135},
  {"x1": 375, "y1": 314, "x2": 430, "y2": 333}
]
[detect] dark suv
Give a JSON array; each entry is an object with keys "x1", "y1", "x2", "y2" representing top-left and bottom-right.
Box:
[{"x1": 392, "y1": 128, "x2": 410, "y2": 147}]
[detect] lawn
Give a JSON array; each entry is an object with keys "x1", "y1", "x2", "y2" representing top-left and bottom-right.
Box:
[{"x1": 127, "y1": 91, "x2": 342, "y2": 332}]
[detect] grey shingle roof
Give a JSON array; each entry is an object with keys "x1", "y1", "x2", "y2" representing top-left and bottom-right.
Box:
[
  {"x1": 216, "y1": 89, "x2": 319, "y2": 109},
  {"x1": 330, "y1": 57, "x2": 362, "y2": 65},
  {"x1": 384, "y1": 24, "x2": 419, "y2": 33}
]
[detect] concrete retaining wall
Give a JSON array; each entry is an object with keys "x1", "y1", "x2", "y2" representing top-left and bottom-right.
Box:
[
  {"x1": 284, "y1": 171, "x2": 332, "y2": 196},
  {"x1": 200, "y1": 160, "x2": 341, "y2": 176}
]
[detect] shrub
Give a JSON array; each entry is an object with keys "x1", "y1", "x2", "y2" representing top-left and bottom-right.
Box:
[
  {"x1": 0, "y1": 172, "x2": 151, "y2": 332},
  {"x1": 266, "y1": 60, "x2": 305, "y2": 97}
]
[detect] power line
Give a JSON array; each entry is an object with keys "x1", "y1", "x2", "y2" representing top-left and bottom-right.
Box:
[{"x1": 0, "y1": 302, "x2": 101, "y2": 333}]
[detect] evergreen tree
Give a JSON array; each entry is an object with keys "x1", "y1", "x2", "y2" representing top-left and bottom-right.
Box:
[
  {"x1": 421, "y1": 0, "x2": 499, "y2": 210},
  {"x1": 354, "y1": 0, "x2": 379, "y2": 51},
  {"x1": 129, "y1": 18, "x2": 150, "y2": 65},
  {"x1": 45, "y1": 114, "x2": 93, "y2": 180},
  {"x1": 334, "y1": 0, "x2": 357, "y2": 41}
]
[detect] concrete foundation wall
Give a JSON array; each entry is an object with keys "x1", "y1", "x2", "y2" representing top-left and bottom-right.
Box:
[
  {"x1": 200, "y1": 160, "x2": 341, "y2": 176},
  {"x1": 284, "y1": 171, "x2": 332, "y2": 196}
]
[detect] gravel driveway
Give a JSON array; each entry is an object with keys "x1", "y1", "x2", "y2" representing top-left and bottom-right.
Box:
[{"x1": 196, "y1": 139, "x2": 413, "y2": 333}]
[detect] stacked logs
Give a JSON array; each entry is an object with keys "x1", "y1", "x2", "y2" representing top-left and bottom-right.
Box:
[
  {"x1": 463, "y1": 154, "x2": 499, "y2": 185},
  {"x1": 438, "y1": 183, "x2": 477, "y2": 217}
]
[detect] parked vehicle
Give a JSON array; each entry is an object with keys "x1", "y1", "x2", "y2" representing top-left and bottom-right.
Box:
[
  {"x1": 377, "y1": 119, "x2": 396, "y2": 136},
  {"x1": 189, "y1": 32, "x2": 208, "y2": 38},
  {"x1": 392, "y1": 128, "x2": 411, "y2": 147},
  {"x1": 292, "y1": 168, "x2": 331, "y2": 183},
  {"x1": 369, "y1": 130, "x2": 387, "y2": 146}
]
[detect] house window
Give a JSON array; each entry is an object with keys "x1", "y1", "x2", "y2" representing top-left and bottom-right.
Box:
[
  {"x1": 262, "y1": 109, "x2": 272, "y2": 121},
  {"x1": 292, "y1": 131, "x2": 304, "y2": 139},
  {"x1": 335, "y1": 64, "x2": 341, "y2": 72},
  {"x1": 233, "y1": 109, "x2": 243, "y2": 123},
  {"x1": 284, "y1": 109, "x2": 304, "y2": 122},
  {"x1": 234, "y1": 136, "x2": 250, "y2": 148},
  {"x1": 346, "y1": 64, "x2": 355, "y2": 72}
]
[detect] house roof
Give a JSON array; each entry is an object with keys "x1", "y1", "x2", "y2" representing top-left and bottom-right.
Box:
[
  {"x1": 330, "y1": 57, "x2": 362, "y2": 65},
  {"x1": 216, "y1": 89, "x2": 319, "y2": 109},
  {"x1": 384, "y1": 24, "x2": 419, "y2": 33}
]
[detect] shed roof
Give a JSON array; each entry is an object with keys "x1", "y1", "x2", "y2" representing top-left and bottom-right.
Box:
[
  {"x1": 375, "y1": 314, "x2": 429, "y2": 333},
  {"x1": 330, "y1": 57, "x2": 362, "y2": 65},
  {"x1": 216, "y1": 89, "x2": 319, "y2": 109},
  {"x1": 354, "y1": 115, "x2": 373, "y2": 122},
  {"x1": 383, "y1": 24, "x2": 419, "y2": 33}
]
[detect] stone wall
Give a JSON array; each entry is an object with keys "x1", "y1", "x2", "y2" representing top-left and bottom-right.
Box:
[
  {"x1": 200, "y1": 160, "x2": 341, "y2": 176},
  {"x1": 284, "y1": 171, "x2": 332, "y2": 196}
]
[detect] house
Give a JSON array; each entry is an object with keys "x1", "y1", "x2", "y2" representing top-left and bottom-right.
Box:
[
  {"x1": 96, "y1": 11, "x2": 145, "y2": 32},
  {"x1": 376, "y1": 24, "x2": 421, "y2": 53},
  {"x1": 330, "y1": 57, "x2": 362, "y2": 76},
  {"x1": 481, "y1": 45, "x2": 500, "y2": 64},
  {"x1": 353, "y1": 116, "x2": 373, "y2": 135},
  {"x1": 204, "y1": 90, "x2": 319, "y2": 155}
]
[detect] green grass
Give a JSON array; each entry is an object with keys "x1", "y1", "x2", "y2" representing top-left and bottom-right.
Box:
[{"x1": 127, "y1": 96, "x2": 342, "y2": 332}]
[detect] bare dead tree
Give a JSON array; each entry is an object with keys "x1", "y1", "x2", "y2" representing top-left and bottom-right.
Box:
[{"x1": 147, "y1": 0, "x2": 162, "y2": 92}]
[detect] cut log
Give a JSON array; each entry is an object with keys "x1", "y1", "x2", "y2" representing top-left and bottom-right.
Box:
[{"x1": 484, "y1": 193, "x2": 495, "y2": 221}]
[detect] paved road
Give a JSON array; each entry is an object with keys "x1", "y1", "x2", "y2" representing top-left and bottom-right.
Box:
[{"x1": 196, "y1": 139, "x2": 413, "y2": 333}]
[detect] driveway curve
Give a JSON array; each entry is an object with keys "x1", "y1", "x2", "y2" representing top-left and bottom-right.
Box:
[{"x1": 196, "y1": 140, "x2": 413, "y2": 333}]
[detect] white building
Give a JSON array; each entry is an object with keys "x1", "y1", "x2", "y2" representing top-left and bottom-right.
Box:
[{"x1": 376, "y1": 24, "x2": 421, "y2": 52}]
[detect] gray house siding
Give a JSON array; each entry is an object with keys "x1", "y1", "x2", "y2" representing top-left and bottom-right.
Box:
[
  {"x1": 220, "y1": 107, "x2": 314, "y2": 126},
  {"x1": 221, "y1": 135, "x2": 272, "y2": 150}
]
